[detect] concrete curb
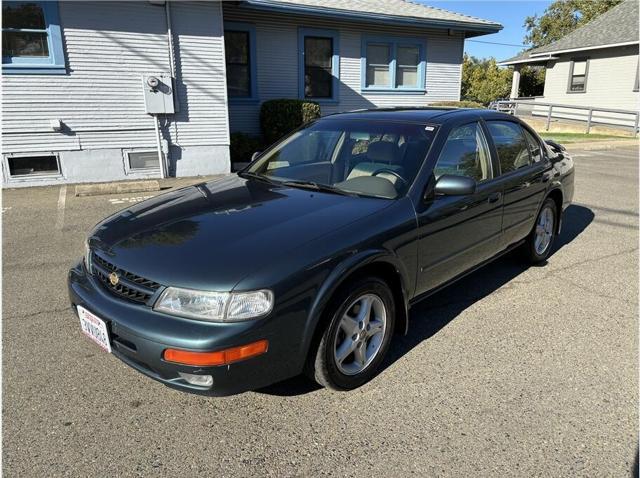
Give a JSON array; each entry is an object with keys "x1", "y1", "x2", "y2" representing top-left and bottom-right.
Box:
[
  {"x1": 566, "y1": 139, "x2": 638, "y2": 151},
  {"x1": 75, "y1": 180, "x2": 160, "y2": 197}
]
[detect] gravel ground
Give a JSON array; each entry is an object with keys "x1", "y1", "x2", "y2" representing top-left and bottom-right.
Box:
[{"x1": 2, "y1": 144, "x2": 638, "y2": 477}]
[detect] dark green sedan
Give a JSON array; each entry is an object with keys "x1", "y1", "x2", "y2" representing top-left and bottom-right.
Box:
[{"x1": 68, "y1": 108, "x2": 574, "y2": 395}]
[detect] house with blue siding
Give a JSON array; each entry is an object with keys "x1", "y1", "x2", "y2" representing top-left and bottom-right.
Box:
[{"x1": 1, "y1": 0, "x2": 501, "y2": 187}]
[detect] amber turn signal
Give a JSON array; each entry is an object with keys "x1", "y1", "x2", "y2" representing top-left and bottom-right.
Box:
[{"x1": 163, "y1": 340, "x2": 268, "y2": 366}]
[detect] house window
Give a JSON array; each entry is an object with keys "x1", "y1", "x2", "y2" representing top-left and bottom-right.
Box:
[
  {"x1": 366, "y1": 43, "x2": 391, "y2": 87},
  {"x1": 634, "y1": 60, "x2": 639, "y2": 92},
  {"x1": 127, "y1": 151, "x2": 160, "y2": 171},
  {"x1": 5, "y1": 154, "x2": 61, "y2": 178},
  {"x1": 2, "y1": 1, "x2": 66, "y2": 74},
  {"x1": 224, "y1": 23, "x2": 257, "y2": 100},
  {"x1": 298, "y1": 28, "x2": 339, "y2": 101},
  {"x1": 396, "y1": 45, "x2": 420, "y2": 87},
  {"x1": 362, "y1": 36, "x2": 426, "y2": 91},
  {"x1": 568, "y1": 58, "x2": 588, "y2": 92}
]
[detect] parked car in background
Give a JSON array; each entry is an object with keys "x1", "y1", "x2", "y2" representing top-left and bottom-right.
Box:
[{"x1": 68, "y1": 108, "x2": 574, "y2": 395}]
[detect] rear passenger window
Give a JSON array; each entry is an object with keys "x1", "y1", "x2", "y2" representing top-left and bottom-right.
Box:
[
  {"x1": 522, "y1": 128, "x2": 542, "y2": 162},
  {"x1": 434, "y1": 122, "x2": 491, "y2": 182},
  {"x1": 486, "y1": 121, "x2": 531, "y2": 174}
]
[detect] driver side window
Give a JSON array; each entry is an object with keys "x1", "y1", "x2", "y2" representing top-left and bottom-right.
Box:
[{"x1": 434, "y1": 122, "x2": 492, "y2": 182}]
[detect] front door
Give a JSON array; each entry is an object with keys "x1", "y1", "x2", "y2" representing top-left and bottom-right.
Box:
[{"x1": 415, "y1": 121, "x2": 504, "y2": 296}]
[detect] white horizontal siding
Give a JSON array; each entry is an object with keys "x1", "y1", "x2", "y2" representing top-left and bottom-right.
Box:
[
  {"x1": 171, "y1": 1, "x2": 229, "y2": 146},
  {"x1": 223, "y1": 4, "x2": 464, "y2": 134},
  {"x1": 2, "y1": 1, "x2": 229, "y2": 156},
  {"x1": 2, "y1": 1, "x2": 167, "y2": 149},
  {"x1": 2, "y1": 133, "x2": 81, "y2": 153},
  {"x1": 539, "y1": 45, "x2": 639, "y2": 113}
]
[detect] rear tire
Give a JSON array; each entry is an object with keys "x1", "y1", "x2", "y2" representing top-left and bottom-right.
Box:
[
  {"x1": 523, "y1": 198, "x2": 557, "y2": 264},
  {"x1": 308, "y1": 277, "x2": 395, "y2": 391}
]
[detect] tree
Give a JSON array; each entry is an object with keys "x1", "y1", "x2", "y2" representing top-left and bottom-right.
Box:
[
  {"x1": 461, "y1": 54, "x2": 512, "y2": 104},
  {"x1": 524, "y1": 0, "x2": 623, "y2": 48}
]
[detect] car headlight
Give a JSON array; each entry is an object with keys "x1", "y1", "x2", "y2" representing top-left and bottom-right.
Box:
[
  {"x1": 153, "y1": 287, "x2": 274, "y2": 322},
  {"x1": 84, "y1": 238, "x2": 92, "y2": 273}
]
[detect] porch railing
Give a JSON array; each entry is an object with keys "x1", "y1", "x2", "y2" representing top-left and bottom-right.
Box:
[{"x1": 490, "y1": 100, "x2": 639, "y2": 134}]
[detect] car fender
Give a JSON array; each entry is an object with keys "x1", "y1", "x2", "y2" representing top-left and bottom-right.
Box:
[{"x1": 299, "y1": 248, "x2": 411, "y2": 361}]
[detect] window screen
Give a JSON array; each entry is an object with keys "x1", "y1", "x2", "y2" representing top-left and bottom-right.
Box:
[
  {"x1": 2, "y1": 2, "x2": 49, "y2": 58},
  {"x1": 225, "y1": 30, "x2": 251, "y2": 98},
  {"x1": 366, "y1": 43, "x2": 391, "y2": 87},
  {"x1": 128, "y1": 151, "x2": 160, "y2": 170},
  {"x1": 569, "y1": 59, "x2": 588, "y2": 92},
  {"x1": 304, "y1": 36, "x2": 333, "y2": 98},
  {"x1": 396, "y1": 45, "x2": 419, "y2": 87}
]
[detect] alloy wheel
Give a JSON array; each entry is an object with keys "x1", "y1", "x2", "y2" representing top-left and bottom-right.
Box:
[
  {"x1": 534, "y1": 206, "x2": 554, "y2": 255},
  {"x1": 333, "y1": 293, "x2": 387, "y2": 376}
]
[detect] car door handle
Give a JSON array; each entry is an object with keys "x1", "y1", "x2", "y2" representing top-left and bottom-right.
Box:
[{"x1": 487, "y1": 192, "x2": 501, "y2": 204}]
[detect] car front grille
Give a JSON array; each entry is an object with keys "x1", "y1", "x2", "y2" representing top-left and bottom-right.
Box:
[{"x1": 91, "y1": 252, "x2": 162, "y2": 304}]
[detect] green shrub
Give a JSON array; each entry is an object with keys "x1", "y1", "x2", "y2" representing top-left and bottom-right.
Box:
[
  {"x1": 230, "y1": 132, "x2": 264, "y2": 164},
  {"x1": 430, "y1": 100, "x2": 485, "y2": 109},
  {"x1": 260, "y1": 99, "x2": 321, "y2": 145}
]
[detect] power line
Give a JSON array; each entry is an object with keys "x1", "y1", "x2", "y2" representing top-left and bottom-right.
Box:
[{"x1": 467, "y1": 39, "x2": 530, "y2": 47}]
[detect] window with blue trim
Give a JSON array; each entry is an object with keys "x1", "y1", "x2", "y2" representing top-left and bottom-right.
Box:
[
  {"x1": 2, "y1": 1, "x2": 66, "y2": 74},
  {"x1": 298, "y1": 28, "x2": 339, "y2": 101},
  {"x1": 361, "y1": 36, "x2": 426, "y2": 92},
  {"x1": 224, "y1": 22, "x2": 257, "y2": 100}
]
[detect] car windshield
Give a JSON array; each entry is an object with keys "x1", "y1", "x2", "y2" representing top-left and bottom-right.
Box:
[{"x1": 244, "y1": 119, "x2": 437, "y2": 199}]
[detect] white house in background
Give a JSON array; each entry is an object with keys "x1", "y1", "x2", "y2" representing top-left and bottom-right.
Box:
[
  {"x1": 1, "y1": 0, "x2": 501, "y2": 188},
  {"x1": 499, "y1": 0, "x2": 639, "y2": 125}
]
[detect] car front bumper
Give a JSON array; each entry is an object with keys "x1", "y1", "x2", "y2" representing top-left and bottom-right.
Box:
[{"x1": 67, "y1": 262, "x2": 307, "y2": 396}]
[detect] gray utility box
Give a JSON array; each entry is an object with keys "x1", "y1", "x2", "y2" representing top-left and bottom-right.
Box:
[{"x1": 142, "y1": 74, "x2": 175, "y2": 114}]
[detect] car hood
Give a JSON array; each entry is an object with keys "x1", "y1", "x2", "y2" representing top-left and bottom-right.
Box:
[{"x1": 90, "y1": 175, "x2": 392, "y2": 290}]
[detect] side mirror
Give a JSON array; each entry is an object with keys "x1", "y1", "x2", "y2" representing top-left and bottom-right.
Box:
[
  {"x1": 251, "y1": 151, "x2": 262, "y2": 162},
  {"x1": 544, "y1": 140, "x2": 565, "y2": 154},
  {"x1": 434, "y1": 174, "x2": 477, "y2": 196},
  {"x1": 544, "y1": 140, "x2": 565, "y2": 162}
]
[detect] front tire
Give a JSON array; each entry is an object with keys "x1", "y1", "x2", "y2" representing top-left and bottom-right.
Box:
[
  {"x1": 309, "y1": 277, "x2": 395, "y2": 391},
  {"x1": 523, "y1": 198, "x2": 557, "y2": 264}
]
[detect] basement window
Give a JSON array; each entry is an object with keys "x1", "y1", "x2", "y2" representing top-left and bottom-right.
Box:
[
  {"x1": 126, "y1": 150, "x2": 160, "y2": 172},
  {"x1": 6, "y1": 154, "x2": 60, "y2": 177}
]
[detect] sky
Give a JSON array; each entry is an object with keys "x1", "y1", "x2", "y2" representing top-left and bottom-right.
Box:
[{"x1": 422, "y1": 1, "x2": 553, "y2": 60}]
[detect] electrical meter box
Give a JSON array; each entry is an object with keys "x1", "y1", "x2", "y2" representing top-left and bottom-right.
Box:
[{"x1": 142, "y1": 74, "x2": 175, "y2": 114}]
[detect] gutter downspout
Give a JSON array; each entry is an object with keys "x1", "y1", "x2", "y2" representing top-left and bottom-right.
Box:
[
  {"x1": 165, "y1": 1, "x2": 176, "y2": 78},
  {"x1": 163, "y1": 0, "x2": 176, "y2": 177},
  {"x1": 153, "y1": 115, "x2": 166, "y2": 179}
]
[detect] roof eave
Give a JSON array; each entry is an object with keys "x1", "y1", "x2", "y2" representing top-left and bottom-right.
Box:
[
  {"x1": 498, "y1": 55, "x2": 558, "y2": 66},
  {"x1": 530, "y1": 40, "x2": 640, "y2": 57},
  {"x1": 239, "y1": 0, "x2": 503, "y2": 35}
]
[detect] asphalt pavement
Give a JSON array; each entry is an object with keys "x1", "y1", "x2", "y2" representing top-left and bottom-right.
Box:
[{"x1": 2, "y1": 143, "x2": 638, "y2": 476}]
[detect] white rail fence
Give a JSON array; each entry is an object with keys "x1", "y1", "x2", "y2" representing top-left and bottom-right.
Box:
[{"x1": 491, "y1": 100, "x2": 639, "y2": 134}]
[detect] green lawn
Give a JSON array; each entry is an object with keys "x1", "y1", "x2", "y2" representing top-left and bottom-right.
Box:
[{"x1": 538, "y1": 132, "x2": 636, "y2": 143}]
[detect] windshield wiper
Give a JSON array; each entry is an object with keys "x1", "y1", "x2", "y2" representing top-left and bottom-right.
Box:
[
  {"x1": 282, "y1": 180, "x2": 357, "y2": 197},
  {"x1": 237, "y1": 171, "x2": 277, "y2": 185}
]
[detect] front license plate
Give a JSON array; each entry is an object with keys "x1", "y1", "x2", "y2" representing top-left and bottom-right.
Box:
[{"x1": 78, "y1": 306, "x2": 111, "y2": 353}]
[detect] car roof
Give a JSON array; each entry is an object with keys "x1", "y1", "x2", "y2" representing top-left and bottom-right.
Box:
[{"x1": 321, "y1": 107, "x2": 515, "y2": 125}]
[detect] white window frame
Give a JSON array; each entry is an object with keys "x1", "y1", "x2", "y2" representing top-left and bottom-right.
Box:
[
  {"x1": 123, "y1": 149, "x2": 162, "y2": 177},
  {"x1": 3, "y1": 152, "x2": 63, "y2": 182},
  {"x1": 567, "y1": 57, "x2": 589, "y2": 93}
]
